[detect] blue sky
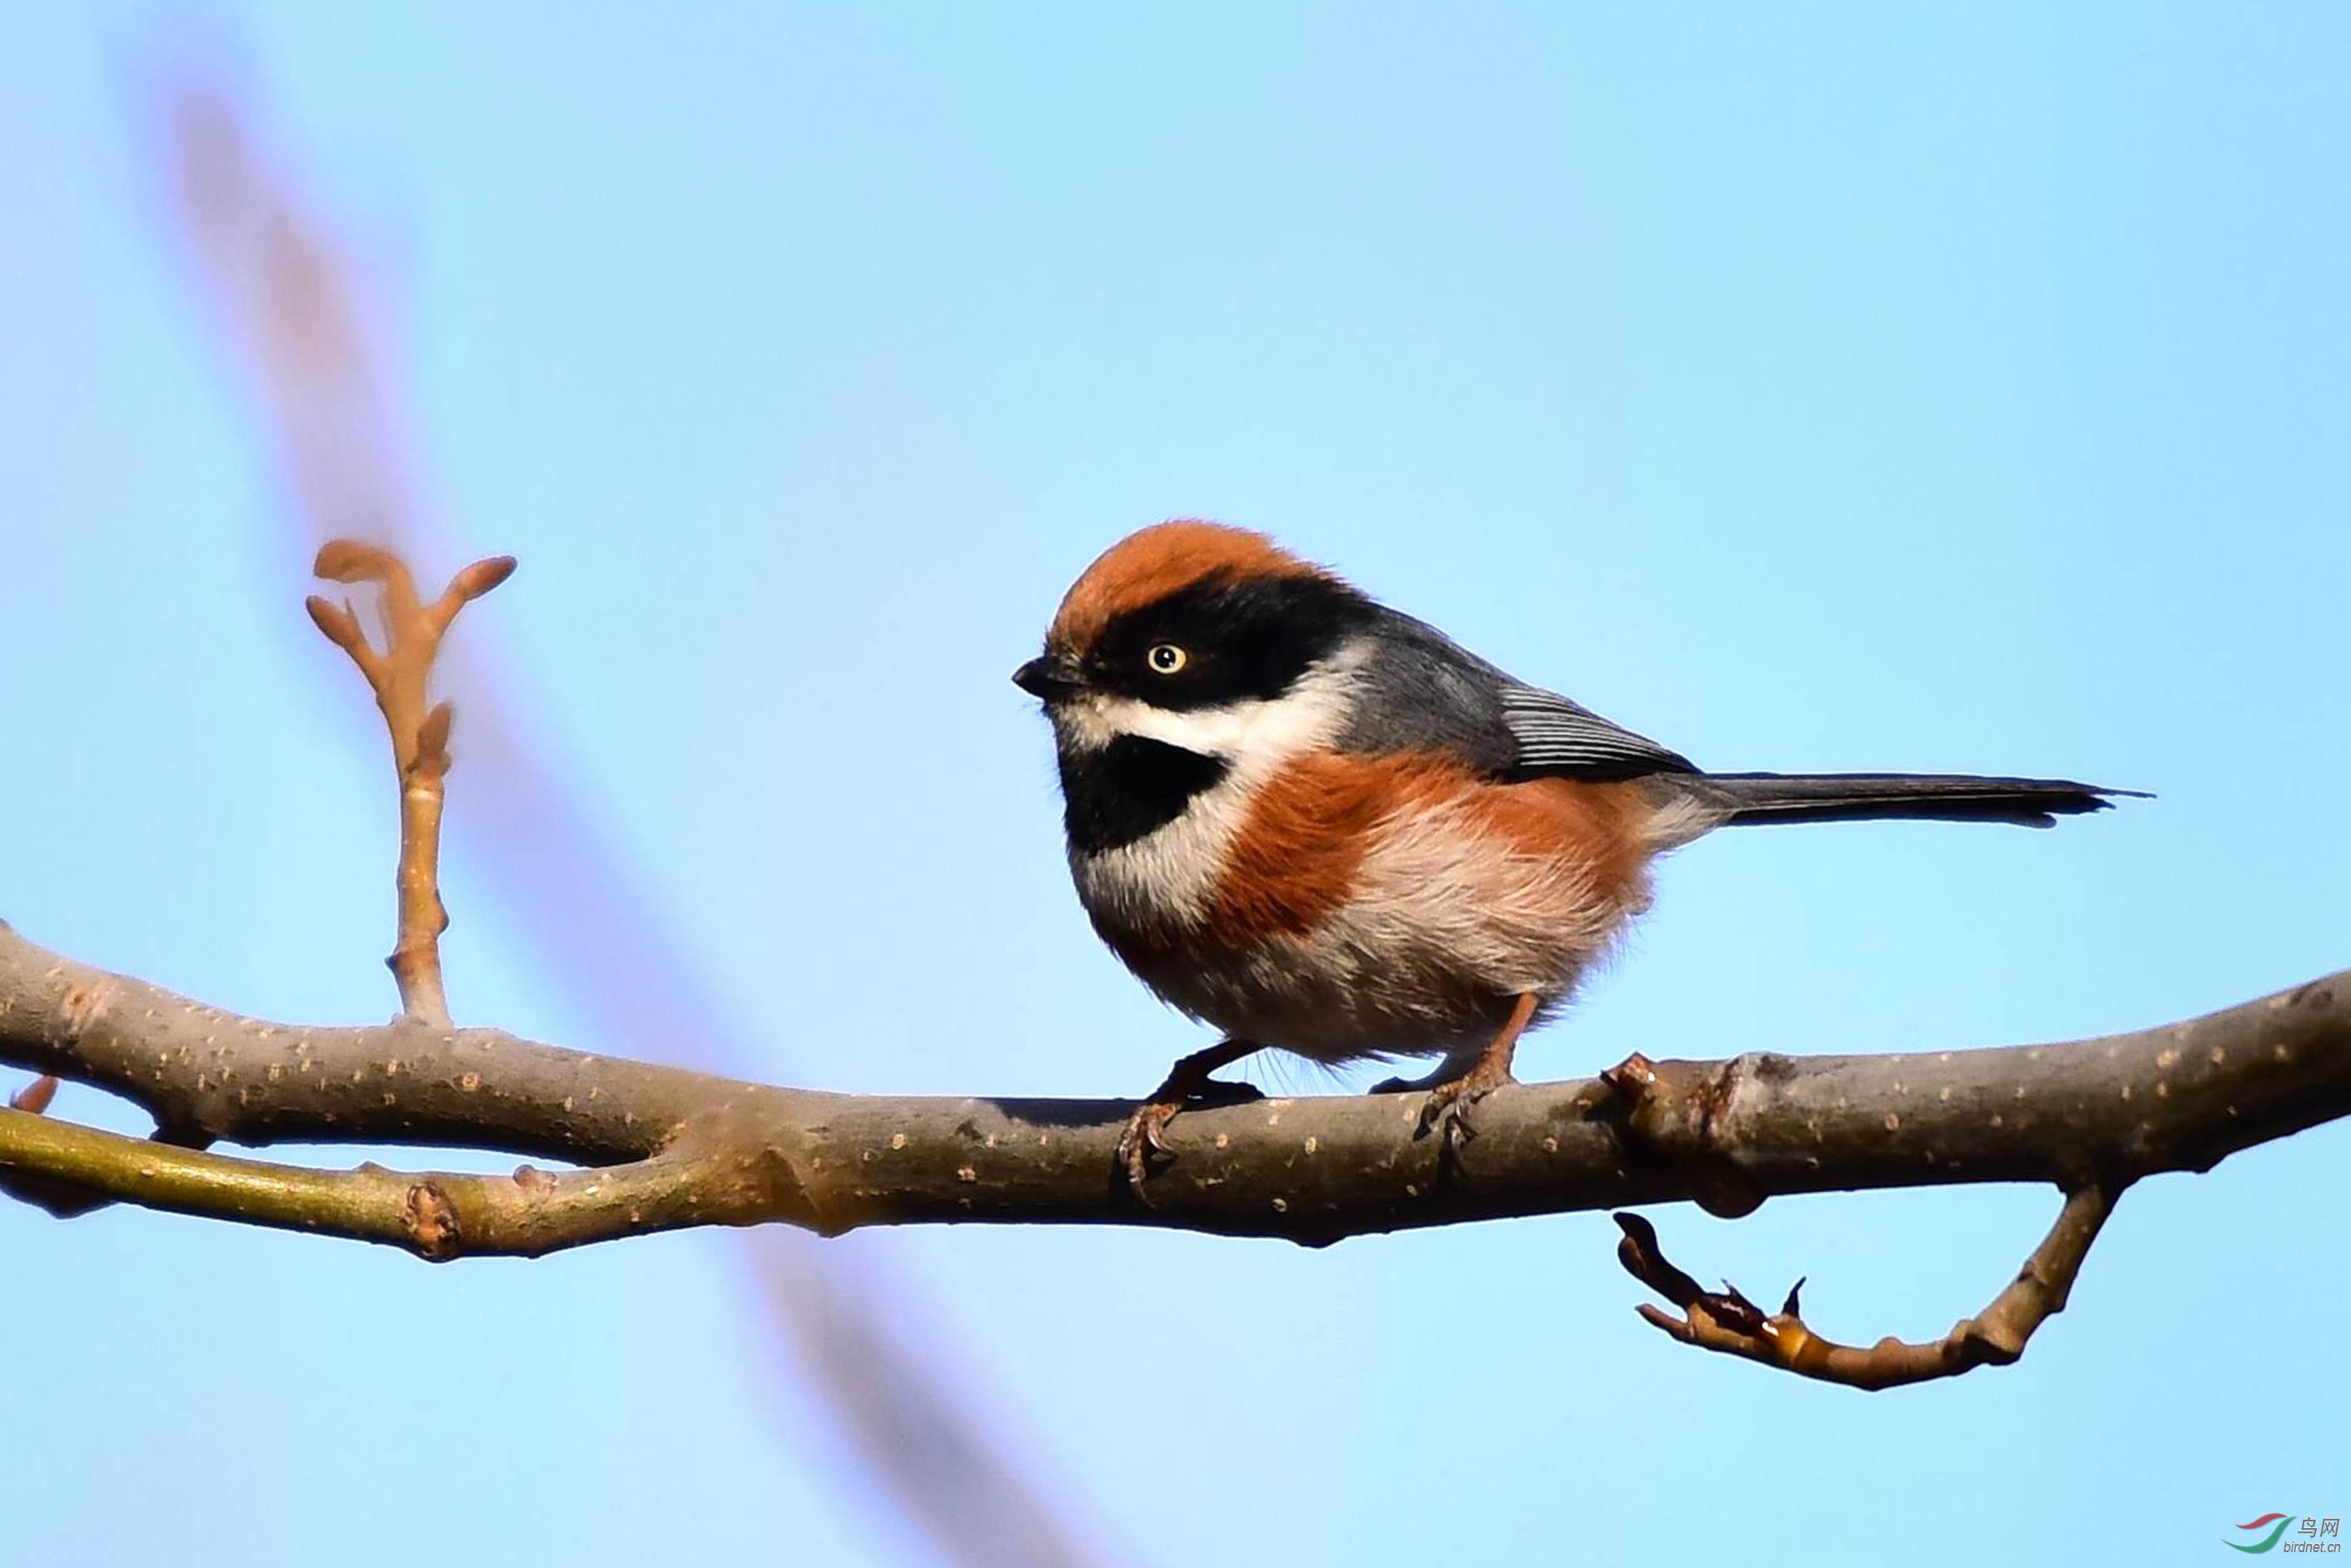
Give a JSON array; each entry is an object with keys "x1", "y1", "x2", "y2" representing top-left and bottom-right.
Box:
[{"x1": 3, "y1": 5, "x2": 2347, "y2": 1565}]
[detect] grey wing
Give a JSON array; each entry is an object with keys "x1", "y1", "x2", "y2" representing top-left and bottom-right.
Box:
[
  {"x1": 1337, "y1": 605, "x2": 1698, "y2": 780},
  {"x1": 1493, "y1": 684, "x2": 1698, "y2": 779}
]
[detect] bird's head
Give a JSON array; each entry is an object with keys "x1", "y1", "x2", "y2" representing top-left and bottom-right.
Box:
[{"x1": 1014, "y1": 520, "x2": 1377, "y2": 769}]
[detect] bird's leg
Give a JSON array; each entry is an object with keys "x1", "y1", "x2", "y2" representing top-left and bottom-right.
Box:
[
  {"x1": 1410, "y1": 991, "x2": 1538, "y2": 1144},
  {"x1": 1118, "y1": 1038, "x2": 1264, "y2": 1192}
]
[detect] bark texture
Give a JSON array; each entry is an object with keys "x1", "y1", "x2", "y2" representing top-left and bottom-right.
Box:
[{"x1": 3, "y1": 920, "x2": 2341, "y2": 1255}]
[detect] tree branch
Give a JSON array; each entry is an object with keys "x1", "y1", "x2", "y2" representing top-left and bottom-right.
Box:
[{"x1": 3, "y1": 918, "x2": 2343, "y2": 1256}]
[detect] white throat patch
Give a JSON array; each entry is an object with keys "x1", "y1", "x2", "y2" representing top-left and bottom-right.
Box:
[{"x1": 1056, "y1": 647, "x2": 1364, "y2": 928}]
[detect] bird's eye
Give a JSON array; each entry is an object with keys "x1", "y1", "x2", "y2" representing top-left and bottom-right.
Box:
[{"x1": 1146, "y1": 643, "x2": 1188, "y2": 674}]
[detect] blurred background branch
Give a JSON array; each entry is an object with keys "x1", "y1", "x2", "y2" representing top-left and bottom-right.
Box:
[{"x1": 147, "y1": 68, "x2": 1108, "y2": 1568}]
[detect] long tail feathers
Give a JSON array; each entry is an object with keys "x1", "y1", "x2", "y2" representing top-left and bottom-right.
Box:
[{"x1": 1686, "y1": 772, "x2": 2145, "y2": 829}]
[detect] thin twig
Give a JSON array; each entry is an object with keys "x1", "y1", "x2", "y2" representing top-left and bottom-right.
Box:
[
  {"x1": 306, "y1": 542, "x2": 514, "y2": 1025},
  {"x1": 1613, "y1": 1183, "x2": 2119, "y2": 1389}
]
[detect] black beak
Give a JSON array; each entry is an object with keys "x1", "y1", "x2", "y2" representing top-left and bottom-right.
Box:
[{"x1": 1013, "y1": 655, "x2": 1080, "y2": 701}]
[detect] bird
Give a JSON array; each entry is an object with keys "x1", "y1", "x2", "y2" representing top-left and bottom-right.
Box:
[{"x1": 1014, "y1": 520, "x2": 2134, "y2": 1188}]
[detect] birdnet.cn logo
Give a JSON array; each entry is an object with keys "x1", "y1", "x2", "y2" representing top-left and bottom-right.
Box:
[{"x1": 2227, "y1": 1515, "x2": 2342, "y2": 1554}]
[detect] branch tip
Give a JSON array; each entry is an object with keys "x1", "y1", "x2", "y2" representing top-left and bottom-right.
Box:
[
  {"x1": 302, "y1": 594, "x2": 363, "y2": 650},
  {"x1": 450, "y1": 555, "x2": 516, "y2": 601},
  {"x1": 311, "y1": 538, "x2": 401, "y2": 586}
]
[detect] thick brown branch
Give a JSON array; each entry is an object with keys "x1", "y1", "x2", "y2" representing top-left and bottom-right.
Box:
[
  {"x1": 1613, "y1": 1183, "x2": 2116, "y2": 1389},
  {"x1": 1, "y1": 920, "x2": 2344, "y2": 1251}
]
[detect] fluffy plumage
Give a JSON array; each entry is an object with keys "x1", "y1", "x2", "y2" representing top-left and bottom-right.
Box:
[{"x1": 1019, "y1": 520, "x2": 2131, "y2": 1084}]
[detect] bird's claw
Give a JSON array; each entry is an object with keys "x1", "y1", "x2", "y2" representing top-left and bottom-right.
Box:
[
  {"x1": 1415, "y1": 1081, "x2": 1480, "y2": 1145},
  {"x1": 1412, "y1": 1061, "x2": 1516, "y2": 1157},
  {"x1": 1116, "y1": 1078, "x2": 1265, "y2": 1197},
  {"x1": 1117, "y1": 1100, "x2": 1180, "y2": 1193}
]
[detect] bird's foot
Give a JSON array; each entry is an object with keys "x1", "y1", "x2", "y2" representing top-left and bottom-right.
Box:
[
  {"x1": 1411, "y1": 1052, "x2": 1517, "y2": 1148},
  {"x1": 1392, "y1": 992, "x2": 1541, "y2": 1156},
  {"x1": 1117, "y1": 1043, "x2": 1264, "y2": 1197}
]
